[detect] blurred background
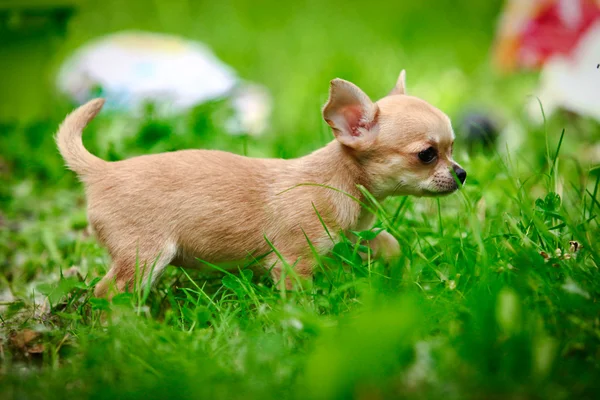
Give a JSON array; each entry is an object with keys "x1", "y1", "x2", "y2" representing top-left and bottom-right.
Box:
[{"x1": 0, "y1": 0, "x2": 599, "y2": 192}]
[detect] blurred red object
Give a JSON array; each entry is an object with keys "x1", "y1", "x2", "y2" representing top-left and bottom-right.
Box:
[{"x1": 494, "y1": 0, "x2": 600, "y2": 71}]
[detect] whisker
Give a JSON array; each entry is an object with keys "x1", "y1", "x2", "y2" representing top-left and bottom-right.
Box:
[{"x1": 391, "y1": 181, "x2": 404, "y2": 197}]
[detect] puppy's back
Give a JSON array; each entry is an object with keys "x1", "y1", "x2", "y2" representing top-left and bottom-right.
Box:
[{"x1": 86, "y1": 149, "x2": 279, "y2": 262}]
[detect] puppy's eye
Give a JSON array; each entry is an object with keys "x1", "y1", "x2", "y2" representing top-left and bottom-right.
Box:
[{"x1": 418, "y1": 147, "x2": 437, "y2": 164}]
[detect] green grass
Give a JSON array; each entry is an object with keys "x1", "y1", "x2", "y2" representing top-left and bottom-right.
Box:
[{"x1": 1, "y1": 1, "x2": 600, "y2": 399}]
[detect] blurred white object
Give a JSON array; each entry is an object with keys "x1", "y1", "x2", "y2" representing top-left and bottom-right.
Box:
[
  {"x1": 527, "y1": 22, "x2": 600, "y2": 122},
  {"x1": 225, "y1": 84, "x2": 272, "y2": 136},
  {"x1": 57, "y1": 31, "x2": 272, "y2": 136}
]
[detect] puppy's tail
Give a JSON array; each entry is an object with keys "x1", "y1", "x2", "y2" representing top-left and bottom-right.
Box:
[{"x1": 56, "y1": 98, "x2": 107, "y2": 176}]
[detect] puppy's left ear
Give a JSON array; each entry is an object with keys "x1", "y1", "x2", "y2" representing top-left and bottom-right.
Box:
[
  {"x1": 388, "y1": 70, "x2": 407, "y2": 96},
  {"x1": 322, "y1": 79, "x2": 379, "y2": 150}
]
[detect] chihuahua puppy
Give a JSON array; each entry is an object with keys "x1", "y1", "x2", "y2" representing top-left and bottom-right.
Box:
[{"x1": 56, "y1": 70, "x2": 466, "y2": 297}]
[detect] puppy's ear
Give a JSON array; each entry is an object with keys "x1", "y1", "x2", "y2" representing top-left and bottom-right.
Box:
[
  {"x1": 322, "y1": 79, "x2": 379, "y2": 149},
  {"x1": 388, "y1": 70, "x2": 407, "y2": 96}
]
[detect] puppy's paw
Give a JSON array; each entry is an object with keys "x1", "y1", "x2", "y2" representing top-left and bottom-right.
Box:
[{"x1": 367, "y1": 230, "x2": 400, "y2": 259}]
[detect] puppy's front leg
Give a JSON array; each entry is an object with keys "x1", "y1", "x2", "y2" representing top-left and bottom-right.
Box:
[
  {"x1": 269, "y1": 254, "x2": 313, "y2": 290},
  {"x1": 366, "y1": 230, "x2": 400, "y2": 259}
]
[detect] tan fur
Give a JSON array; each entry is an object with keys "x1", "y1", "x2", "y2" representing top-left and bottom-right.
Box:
[{"x1": 55, "y1": 70, "x2": 465, "y2": 297}]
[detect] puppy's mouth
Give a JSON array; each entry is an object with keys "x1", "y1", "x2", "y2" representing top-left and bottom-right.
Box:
[
  {"x1": 423, "y1": 173, "x2": 466, "y2": 197},
  {"x1": 390, "y1": 177, "x2": 463, "y2": 198},
  {"x1": 422, "y1": 182, "x2": 461, "y2": 197},
  {"x1": 422, "y1": 188, "x2": 457, "y2": 197}
]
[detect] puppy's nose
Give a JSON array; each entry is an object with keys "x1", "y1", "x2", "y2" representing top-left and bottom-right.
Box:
[{"x1": 453, "y1": 165, "x2": 467, "y2": 184}]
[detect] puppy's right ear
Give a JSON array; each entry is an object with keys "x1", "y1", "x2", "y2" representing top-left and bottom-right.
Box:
[
  {"x1": 388, "y1": 69, "x2": 407, "y2": 96},
  {"x1": 322, "y1": 79, "x2": 379, "y2": 150}
]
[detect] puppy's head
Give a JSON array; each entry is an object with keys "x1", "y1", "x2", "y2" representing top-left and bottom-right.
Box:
[{"x1": 323, "y1": 70, "x2": 466, "y2": 198}]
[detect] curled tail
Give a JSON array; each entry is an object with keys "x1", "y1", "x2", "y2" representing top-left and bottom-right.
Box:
[{"x1": 56, "y1": 98, "x2": 107, "y2": 176}]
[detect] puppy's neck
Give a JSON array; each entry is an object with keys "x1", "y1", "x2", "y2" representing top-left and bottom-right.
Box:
[
  {"x1": 304, "y1": 140, "x2": 369, "y2": 194},
  {"x1": 293, "y1": 141, "x2": 377, "y2": 231}
]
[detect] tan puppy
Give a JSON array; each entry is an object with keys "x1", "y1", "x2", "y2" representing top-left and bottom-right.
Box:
[{"x1": 56, "y1": 70, "x2": 466, "y2": 297}]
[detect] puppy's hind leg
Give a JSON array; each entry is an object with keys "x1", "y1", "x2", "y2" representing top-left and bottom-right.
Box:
[{"x1": 94, "y1": 241, "x2": 177, "y2": 298}]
